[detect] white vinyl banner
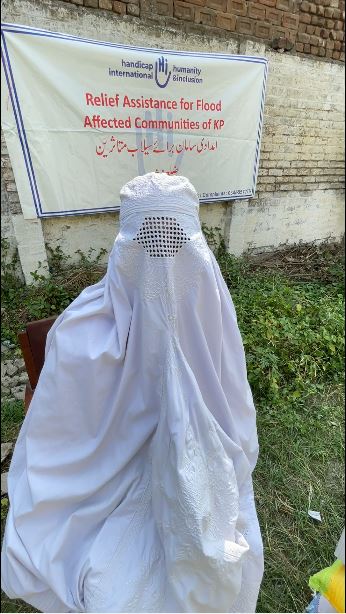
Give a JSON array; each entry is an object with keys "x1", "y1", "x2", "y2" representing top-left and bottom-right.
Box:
[{"x1": 1, "y1": 23, "x2": 268, "y2": 219}]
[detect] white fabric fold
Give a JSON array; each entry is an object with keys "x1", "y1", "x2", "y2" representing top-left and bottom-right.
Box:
[{"x1": 1, "y1": 172, "x2": 264, "y2": 613}]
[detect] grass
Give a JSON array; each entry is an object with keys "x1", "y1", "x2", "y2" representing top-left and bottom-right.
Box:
[
  {"x1": 1, "y1": 235, "x2": 345, "y2": 613},
  {"x1": 1, "y1": 401, "x2": 35, "y2": 613},
  {"x1": 1, "y1": 401, "x2": 26, "y2": 445},
  {"x1": 255, "y1": 384, "x2": 344, "y2": 613}
]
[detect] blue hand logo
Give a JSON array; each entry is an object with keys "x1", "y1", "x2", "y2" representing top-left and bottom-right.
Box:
[{"x1": 154, "y1": 56, "x2": 171, "y2": 88}]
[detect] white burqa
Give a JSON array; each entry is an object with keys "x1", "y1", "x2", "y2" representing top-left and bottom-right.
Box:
[{"x1": 1, "y1": 173, "x2": 264, "y2": 613}]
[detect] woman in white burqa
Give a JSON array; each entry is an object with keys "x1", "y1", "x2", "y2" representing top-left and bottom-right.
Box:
[{"x1": 1, "y1": 172, "x2": 264, "y2": 613}]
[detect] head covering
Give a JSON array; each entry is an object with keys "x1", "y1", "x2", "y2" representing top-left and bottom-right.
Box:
[{"x1": 1, "y1": 172, "x2": 263, "y2": 613}]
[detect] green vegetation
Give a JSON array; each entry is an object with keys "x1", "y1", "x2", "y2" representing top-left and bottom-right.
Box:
[
  {"x1": 1, "y1": 400, "x2": 25, "y2": 444},
  {"x1": 1, "y1": 239, "x2": 107, "y2": 348},
  {"x1": 206, "y1": 228, "x2": 345, "y2": 612},
  {"x1": 1, "y1": 232, "x2": 344, "y2": 613}
]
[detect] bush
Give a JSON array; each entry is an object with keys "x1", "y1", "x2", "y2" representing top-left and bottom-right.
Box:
[
  {"x1": 1, "y1": 240, "x2": 106, "y2": 346},
  {"x1": 1, "y1": 231, "x2": 345, "y2": 407},
  {"x1": 202, "y1": 226, "x2": 345, "y2": 408}
]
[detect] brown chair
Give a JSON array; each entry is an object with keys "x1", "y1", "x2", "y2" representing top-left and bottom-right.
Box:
[{"x1": 18, "y1": 316, "x2": 57, "y2": 413}]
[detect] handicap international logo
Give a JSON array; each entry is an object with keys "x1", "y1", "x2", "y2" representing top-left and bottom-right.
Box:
[
  {"x1": 110, "y1": 56, "x2": 203, "y2": 87},
  {"x1": 155, "y1": 56, "x2": 171, "y2": 88}
]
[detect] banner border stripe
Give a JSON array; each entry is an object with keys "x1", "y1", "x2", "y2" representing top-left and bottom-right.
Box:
[{"x1": 1, "y1": 31, "x2": 41, "y2": 215}]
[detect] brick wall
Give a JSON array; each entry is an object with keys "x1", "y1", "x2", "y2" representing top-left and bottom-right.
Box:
[
  {"x1": 61, "y1": 0, "x2": 345, "y2": 61},
  {"x1": 68, "y1": 0, "x2": 140, "y2": 17},
  {"x1": 257, "y1": 51, "x2": 345, "y2": 195},
  {"x1": 298, "y1": 1, "x2": 345, "y2": 60}
]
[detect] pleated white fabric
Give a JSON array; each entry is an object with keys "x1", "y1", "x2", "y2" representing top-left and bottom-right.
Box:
[{"x1": 1, "y1": 172, "x2": 264, "y2": 613}]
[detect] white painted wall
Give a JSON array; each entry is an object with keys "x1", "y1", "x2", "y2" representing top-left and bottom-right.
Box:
[{"x1": 228, "y1": 190, "x2": 345, "y2": 256}]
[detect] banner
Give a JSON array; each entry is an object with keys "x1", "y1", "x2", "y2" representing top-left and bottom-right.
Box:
[{"x1": 1, "y1": 23, "x2": 268, "y2": 219}]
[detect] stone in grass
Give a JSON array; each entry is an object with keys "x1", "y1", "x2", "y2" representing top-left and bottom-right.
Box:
[
  {"x1": 1, "y1": 472, "x2": 8, "y2": 495},
  {"x1": 5, "y1": 375, "x2": 17, "y2": 387},
  {"x1": 12, "y1": 385, "x2": 25, "y2": 401},
  {"x1": 1, "y1": 442, "x2": 13, "y2": 463},
  {"x1": 9, "y1": 375, "x2": 20, "y2": 387},
  {"x1": 1, "y1": 375, "x2": 12, "y2": 387},
  {"x1": 1, "y1": 362, "x2": 6, "y2": 379},
  {"x1": 17, "y1": 358, "x2": 26, "y2": 372},
  {"x1": 5, "y1": 362, "x2": 18, "y2": 377}
]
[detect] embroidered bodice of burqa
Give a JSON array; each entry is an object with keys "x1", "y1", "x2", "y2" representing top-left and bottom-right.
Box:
[{"x1": 1, "y1": 172, "x2": 264, "y2": 613}]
